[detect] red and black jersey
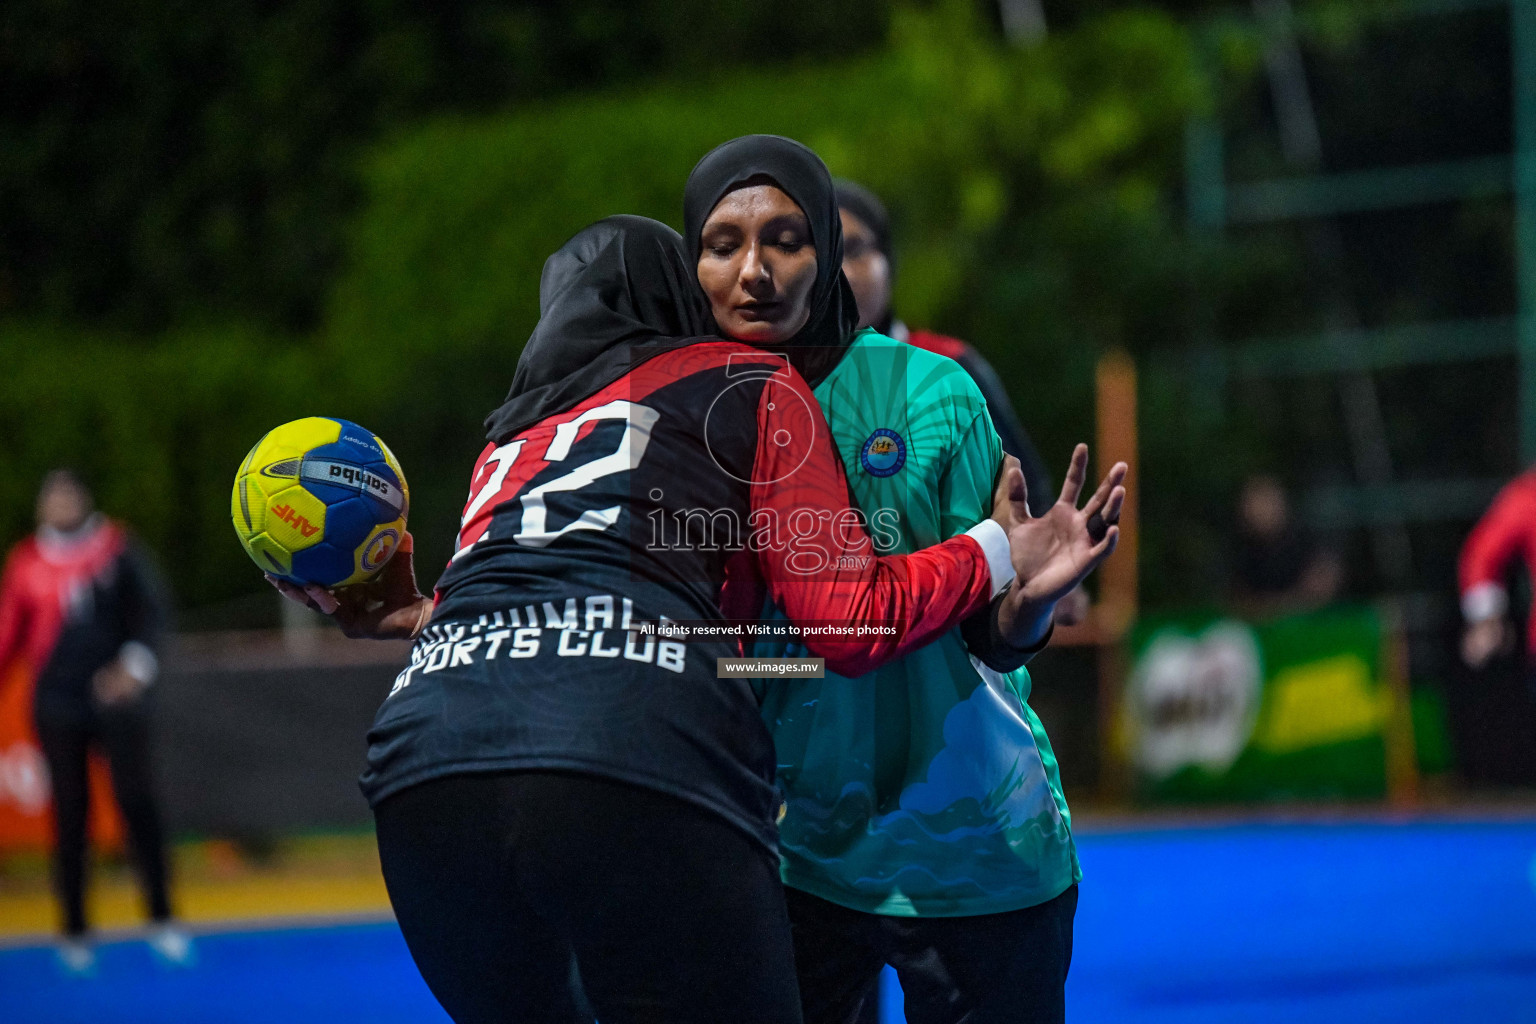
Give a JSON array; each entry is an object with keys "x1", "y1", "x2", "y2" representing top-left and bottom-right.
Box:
[
  {"x1": 0, "y1": 518, "x2": 165, "y2": 722},
  {"x1": 361, "y1": 341, "x2": 1001, "y2": 849}
]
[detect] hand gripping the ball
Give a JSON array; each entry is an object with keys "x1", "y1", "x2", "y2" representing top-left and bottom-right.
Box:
[{"x1": 267, "y1": 531, "x2": 433, "y2": 641}]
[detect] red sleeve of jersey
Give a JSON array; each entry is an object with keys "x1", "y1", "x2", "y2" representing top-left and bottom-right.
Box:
[
  {"x1": 905, "y1": 329, "x2": 970, "y2": 363},
  {"x1": 0, "y1": 547, "x2": 33, "y2": 683},
  {"x1": 1459, "y1": 476, "x2": 1536, "y2": 599},
  {"x1": 745, "y1": 358, "x2": 994, "y2": 676}
]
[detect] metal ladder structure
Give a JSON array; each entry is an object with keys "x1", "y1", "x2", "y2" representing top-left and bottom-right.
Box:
[{"x1": 1180, "y1": 0, "x2": 1532, "y2": 597}]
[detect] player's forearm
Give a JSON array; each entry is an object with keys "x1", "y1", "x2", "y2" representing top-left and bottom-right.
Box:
[
  {"x1": 1459, "y1": 489, "x2": 1533, "y2": 609},
  {"x1": 776, "y1": 532, "x2": 1002, "y2": 676},
  {"x1": 122, "y1": 546, "x2": 171, "y2": 649},
  {"x1": 1458, "y1": 520, "x2": 1517, "y2": 622},
  {"x1": 754, "y1": 384, "x2": 1011, "y2": 671},
  {"x1": 997, "y1": 587, "x2": 1054, "y2": 649},
  {"x1": 961, "y1": 584, "x2": 1054, "y2": 673}
]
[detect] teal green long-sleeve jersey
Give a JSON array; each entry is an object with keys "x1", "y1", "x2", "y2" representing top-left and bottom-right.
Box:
[{"x1": 757, "y1": 329, "x2": 1080, "y2": 917}]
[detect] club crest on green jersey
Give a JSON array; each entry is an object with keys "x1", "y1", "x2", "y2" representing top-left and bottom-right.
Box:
[{"x1": 860, "y1": 428, "x2": 906, "y2": 477}]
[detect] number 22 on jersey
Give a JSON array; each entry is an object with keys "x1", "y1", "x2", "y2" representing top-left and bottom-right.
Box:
[{"x1": 452, "y1": 399, "x2": 661, "y2": 560}]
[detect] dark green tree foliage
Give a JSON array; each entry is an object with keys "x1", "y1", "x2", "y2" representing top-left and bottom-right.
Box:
[
  {"x1": 0, "y1": 326, "x2": 320, "y2": 608},
  {"x1": 0, "y1": 0, "x2": 889, "y2": 330},
  {"x1": 323, "y1": 2, "x2": 1205, "y2": 591},
  {"x1": 0, "y1": 1, "x2": 1207, "y2": 614}
]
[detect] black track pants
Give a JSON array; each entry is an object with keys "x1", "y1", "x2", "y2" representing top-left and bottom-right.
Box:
[
  {"x1": 373, "y1": 771, "x2": 803, "y2": 1024},
  {"x1": 35, "y1": 706, "x2": 173, "y2": 937},
  {"x1": 788, "y1": 884, "x2": 1078, "y2": 1024}
]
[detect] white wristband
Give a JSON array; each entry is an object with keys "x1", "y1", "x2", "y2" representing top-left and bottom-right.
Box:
[
  {"x1": 118, "y1": 641, "x2": 159, "y2": 685},
  {"x1": 1462, "y1": 583, "x2": 1507, "y2": 624},
  {"x1": 965, "y1": 519, "x2": 1016, "y2": 599}
]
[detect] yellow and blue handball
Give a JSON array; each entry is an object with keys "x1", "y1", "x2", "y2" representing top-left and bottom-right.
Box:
[{"x1": 231, "y1": 417, "x2": 409, "y2": 588}]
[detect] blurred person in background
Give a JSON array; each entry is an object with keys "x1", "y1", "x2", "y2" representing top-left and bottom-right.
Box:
[
  {"x1": 1231, "y1": 474, "x2": 1342, "y2": 617},
  {"x1": 1459, "y1": 471, "x2": 1536, "y2": 670},
  {"x1": 1455, "y1": 470, "x2": 1536, "y2": 784},
  {"x1": 835, "y1": 179, "x2": 1089, "y2": 628},
  {"x1": 0, "y1": 470, "x2": 186, "y2": 971},
  {"x1": 836, "y1": 180, "x2": 1051, "y2": 506}
]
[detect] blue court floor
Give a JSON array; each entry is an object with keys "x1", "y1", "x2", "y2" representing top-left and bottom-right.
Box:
[
  {"x1": 1061, "y1": 817, "x2": 1536, "y2": 1024},
  {"x1": 5, "y1": 817, "x2": 1535, "y2": 1023}
]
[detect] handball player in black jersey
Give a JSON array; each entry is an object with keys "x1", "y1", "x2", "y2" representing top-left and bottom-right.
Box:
[{"x1": 273, "y1": 179, "x2": 1120, "y2": 1022}]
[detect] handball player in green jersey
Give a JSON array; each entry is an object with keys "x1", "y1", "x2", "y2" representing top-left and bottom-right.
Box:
[{"x1": 742, "y1": 180, "x2": 1125, "y2": 1024}]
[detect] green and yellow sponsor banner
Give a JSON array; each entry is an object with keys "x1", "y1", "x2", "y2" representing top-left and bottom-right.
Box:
[{"x1": 1123, "y1": 605, "x2": 1391, "y2": 801}]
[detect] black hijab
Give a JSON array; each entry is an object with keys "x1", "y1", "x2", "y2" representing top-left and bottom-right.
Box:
[
  {"x1": 484, "y1": 215, "x2": 711, "y2": 443},
  {"x1": 833, "y1": 179, "x2": 893, "y2": 274},
  {"x1": 683, "y1": 135, "x2": 859, "y2": 387}
]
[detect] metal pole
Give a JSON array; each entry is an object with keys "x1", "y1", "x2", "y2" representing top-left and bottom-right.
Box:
[
  {"x1": 1094, "y1": 350, "x2": 1138, "y2": 803},
  {"x1": 1184, "y1": 116, "x2": 1227, "y2": 233},
  {"x1": 1096, "y1": 349, "x2": 1140, "y2": 633},
  {"x1": 1183, "y1": 44, "x2": 1229, "y2": 421},
  {"x1": 1253, "y1": 0, "x2": 1414, "y2": 586},
  {"x1": 1378, "y1": 601, "x2": 1420, "y2": 808},
  {"x1": 1514, "y1": 0, "x2": 1536, "y2": 463}
]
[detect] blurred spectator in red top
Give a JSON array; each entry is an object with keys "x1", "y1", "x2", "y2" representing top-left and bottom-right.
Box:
[
  {"x1": 0, "y1": 470, "x2": 186, "y2": 971},
  {"x1": 834, "y1": 179, "x2": 1087, "y2": 625},
  {"x1": 1459, "y1": 472, "x2": 1536, "y2": 668}
]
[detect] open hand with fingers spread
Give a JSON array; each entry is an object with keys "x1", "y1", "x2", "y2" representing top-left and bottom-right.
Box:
[
  {"x1": 990, "y1": 444, "x2": 1127, "y2": 649},
  {"x1": 266, "y1": 532, "x2": 434, "y2": 641}
]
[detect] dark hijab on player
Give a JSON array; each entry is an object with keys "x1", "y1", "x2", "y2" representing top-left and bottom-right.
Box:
[
  {"x1": 683, "y1": 134, "x2": 859, "y2": 387},
  {"x1": 484, "y1": 215, "x2": 711, "y2": 444}
]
